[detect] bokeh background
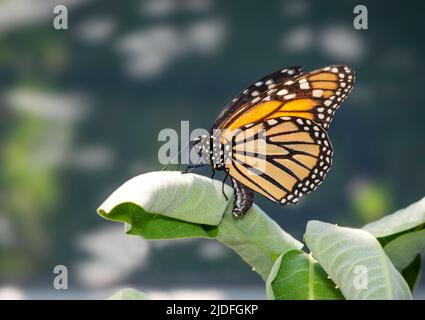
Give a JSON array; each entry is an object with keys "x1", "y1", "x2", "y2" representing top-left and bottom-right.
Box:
[{"x1": 1, "y1": 0, "x2": 424, "y2": 299}]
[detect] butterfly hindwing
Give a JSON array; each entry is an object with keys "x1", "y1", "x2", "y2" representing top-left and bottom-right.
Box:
[{"x1": 225, "y1": 116, "x2": 333, "y2": 205}]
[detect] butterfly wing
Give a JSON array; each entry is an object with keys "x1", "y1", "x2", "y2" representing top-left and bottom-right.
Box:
[
  {"x1": 216, "y1": 65, "x2": 355, "y2": 132},
  {"x1": 223, "y1": 116, "x2": 333, "y2": 204},
  {"x1": 212, "y1": 66, "x2": 304, "y2": 130},
  {"x1": 211, "y1": 65, "x2": 354, "y2": 210}
]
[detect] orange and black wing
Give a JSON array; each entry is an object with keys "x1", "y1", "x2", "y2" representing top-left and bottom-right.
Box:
[
  {"x1": 224, "y1": 116, "x2": 333, "y2": 204},
  {"x1": 216, "y1": 65, "x2": 355, "y2": 132},
  {"x1": 212, "y1": 66, "x2": 304, "y2": 129}
]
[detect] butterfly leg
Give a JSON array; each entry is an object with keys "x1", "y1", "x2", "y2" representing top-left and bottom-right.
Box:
[
  {"x1": 231, "y1": 178, "x2": 254, "y2": 217},
  {"x1": 182, "y1": 163, "x2": 207, "y2": 174},
  {"x1": 221, "y1": 170, "x2": 229, "y2": 201}
]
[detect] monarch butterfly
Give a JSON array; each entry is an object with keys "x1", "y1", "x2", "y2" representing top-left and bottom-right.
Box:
[{"x1": 191, "y1": 65, "x2": 355, "y2": 217}]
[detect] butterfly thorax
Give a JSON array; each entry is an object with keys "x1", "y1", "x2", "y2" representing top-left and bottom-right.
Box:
[{"x1": 194, "y1": 133, "x2": 232, "y2": 170}]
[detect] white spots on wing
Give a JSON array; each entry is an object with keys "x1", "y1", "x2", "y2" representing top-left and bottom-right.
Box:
[
  {"x1": 251, "y1": 90, "x2": 260, "y2": 97},
  {"x1": 265, "y1": 79, "x2": 274, "y2": 85},
  {"x1": 284, "y1": 93, "x2": 296, "y2": 100},
  {"x1": 251, "y1": 97, "x2": 261, "y2": 104},
  {"x1": 282, "y1": 121, "x2": 333, "y2": 205},
  {"x1": 300, "y1": 82, "x2": 310, "y2": 89},
  {"x1": 277, "y1": 89, "x2": 289, "y2": 96},
  {"x1": 305, "y1": 65, "x2": 355, "y2": 127},
  {"x1": 255, "y1": 81, "x2": 263, "y2": 87},
  {"x1": 284, "y1": 80, "x2": 294, "y2": 85},
  {"x1": 267, "y1": 119, "x2": 278, "y2": 125},
  {"x1": 312, "y1": 89, "x2": 323, "y2": 97}
]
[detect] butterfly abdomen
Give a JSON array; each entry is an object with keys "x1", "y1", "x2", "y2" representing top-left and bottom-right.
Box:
[{"x1": 231, "y1": 178, "x2": 254, "y2": 216}]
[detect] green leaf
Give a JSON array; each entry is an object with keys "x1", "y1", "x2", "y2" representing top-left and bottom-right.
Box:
[
  {"x1": 363, "y1": 196, "x2": 425, "y2": 238},
  {"x1": 98, "y1": 171, "x2": 233, "y2": 226},
  {"x1": 97, "y1": 171, "x2": 303, "y2": 279},
  {"x1": 401, "y1": 255, "x2": 421, "y2": 291},
  {"x1": 108, "y1": 288, "x2": 146, "y2": 300},
  {"x1": 383, "y1": 229, "x2": 425, "y2": 270},
  {"x1": 361, "y1": 196, "x2": 425, "y2": 288},
  {"x1": 266, "y1": 250, "x2": 344, "y2": 300},
  {"x1": 304, "y1": 221, "x2": 412, "y2": 300},
  {"x1": 216, "y1": 204, "x2": 303, "y2": 280},
  {"x1": 99, "y1": 202, "x2": 218, "y2": 239}
]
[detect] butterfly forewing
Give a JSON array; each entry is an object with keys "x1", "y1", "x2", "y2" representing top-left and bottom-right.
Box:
[
  {"x1": 214, "y1": 65, "x2": 354, "y2": 133},
  {"x1": 212, "y1": 66, "x2": 304, "y2": 130},
  {"x1": 267, "y1": 65, "x2": 355, "y2": 130}
]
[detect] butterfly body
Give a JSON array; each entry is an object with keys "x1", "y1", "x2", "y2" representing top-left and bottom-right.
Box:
[{"x1": 193, "y1": 65, "x2": 355, "y2": 217}]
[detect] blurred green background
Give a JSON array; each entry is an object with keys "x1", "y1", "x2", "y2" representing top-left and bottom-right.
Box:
[{"x1": 0, "y1": 0, "x2": 424, "y2": 299}]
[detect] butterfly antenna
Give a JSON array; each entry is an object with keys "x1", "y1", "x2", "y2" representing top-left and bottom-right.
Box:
[{"x1": 161, "y1": 140, "x2": 190, "y2": 171}]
